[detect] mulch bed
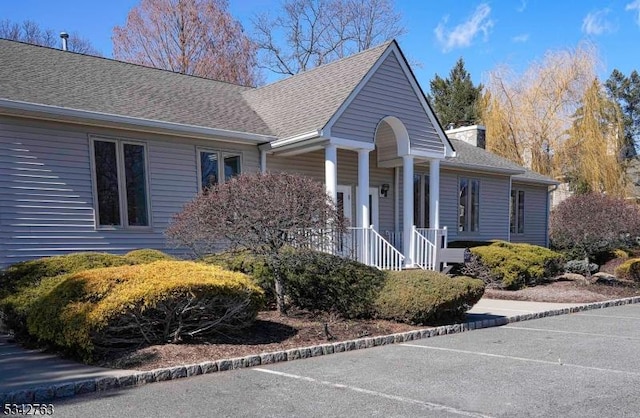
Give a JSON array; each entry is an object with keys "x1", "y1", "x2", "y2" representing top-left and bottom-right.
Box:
[{"x1": 100, "y1": 309, "x2": 425, "y2": 371}]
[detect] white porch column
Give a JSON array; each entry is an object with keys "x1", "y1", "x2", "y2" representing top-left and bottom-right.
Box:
[
  {"x1": 357, "y1": 149, "x2": 370, "y2": 229},
  {"x1": 402, "y1": 155, "x2": 414, "y2": 267},
  {"x1": 429, "y1": 158, "x2": 440, "y2": 229},
  {"x1": 260, "y1": 150, "x2": 267, "y2": 174},
  {"x1": 325, "y1": 144, "x2": 337, "y2": 202}
]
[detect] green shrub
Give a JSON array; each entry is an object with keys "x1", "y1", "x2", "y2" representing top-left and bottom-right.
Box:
[
  {"x1": 615, "y1": 258, "x2": 640, "y2": 282},
  {"x1": 203, "y1": 250, "x2": 275, "y2": 306},
  {"x1": 124, "y1": 249, "x2": 175, "y2": 264},
  {"x1": 0, "y1": 252, "x2": 131, "y2": 298},
  {"x1": 375, "y1": 270, "x2": 484, "y2": 325},
  {"x1": 282, "y1": 251, "x2": 387, "y2": 318},
  {"x1": 24, "y1": 261, "x2": 264, "y2": 361},
  {"x1": 447, "y1": 240, "x2": 493, "y2": 249},
  {"x1": 563, "y1": 260, "x2": 599, "y2": 275},
  {"x1": 463, "y1": 241, "x2": 564, "y2": 290}
]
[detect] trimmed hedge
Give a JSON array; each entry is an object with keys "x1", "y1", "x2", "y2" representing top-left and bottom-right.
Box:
[
  {"x1": 23, "y1": 261, "x2": 264, "y2": 361},
  {"x1": 203, "y1": 251, "x2": 275, "y2": 305},
  {"x1": 375, "y1": 270, "x2": 484, "y2": 325},
  {"x1": 615, "y1": 258, "x2": 640, "y2": 282},
  {"x1": 564, "y1": 259, "x2": 599, "y2": 275},
  {"x1": 282, "y1": 251, "x2": 387, "y2": 318},
  {"x1": 124, "y1": 249, "x2": 175, "y2": 264},
  {"x1": 463, "y1": 241, "x2": 564, "y2": 290}
]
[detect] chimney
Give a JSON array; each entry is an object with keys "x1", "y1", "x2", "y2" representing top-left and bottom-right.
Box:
[
  {"x1": 445, "y1": 125, "x2": 486, "y2": 149},
  {"x1": 60, "y1": 32, "x2": 69, "y2": 51}
]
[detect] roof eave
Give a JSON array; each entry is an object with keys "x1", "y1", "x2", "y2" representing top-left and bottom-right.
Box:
[
  {"x1": 441, "y1": 160, "x2": 525, "y2": 175},
  {"x1": 0, "y1": 99, "x2": 276, "y2": 144}
]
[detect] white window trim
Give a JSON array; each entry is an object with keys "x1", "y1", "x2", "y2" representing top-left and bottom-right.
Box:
[
  {"x1": 458, "y1": 176, "x2": 480, "y2": 234},
  {"x1": 89, "y1": 136, "x2": 152, "y2": 230},
  {"x1": 196, "y1": 147, "x2": 243, "y2": 192}
]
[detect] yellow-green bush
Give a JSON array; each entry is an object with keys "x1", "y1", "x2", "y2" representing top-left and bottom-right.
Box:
[
  {"x1": 465, "y1": 241, "x2": 564, "y2": 290},
  {"x1": 613, "y1": 249, "x2": 630, "y2": 260},
  {"x1": 124, "y1": 249, "x2": 175, "y2": 264},
  {"x1": 615, "y1": 258, "x2": 640, "y2": 282},
  {"x1": 23, "y1": 261, "x2": 264, "y2": 361},
  {"x1": 0, "y1": 252, "x2": 131, "y2": 298},
  {"x1": 374, "y1": 270, "x2": 484, "y2": 325},
  {"x1": 203, "y1": 250, "x2": 274, "y2": 305}
]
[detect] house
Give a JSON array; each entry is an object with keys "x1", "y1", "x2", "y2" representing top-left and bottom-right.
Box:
[{"x1": 0, "y1": 38, "x2": 557, "y2": 271}]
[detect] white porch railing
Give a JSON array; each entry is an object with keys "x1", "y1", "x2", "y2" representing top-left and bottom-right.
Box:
[
  {"x1": 349, "y1": 226, "x2": 405, "y2": 271},
  {"x1": 384, "y1": 227, "x2": 449, "y2": 271}
]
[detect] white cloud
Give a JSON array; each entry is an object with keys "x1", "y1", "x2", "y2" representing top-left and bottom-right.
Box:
[
  {"x1": 582, "y1": 9, "x2": 615, "y2": 35},
  {"x1": 512, "y1": 33, "x2": 530, "y2": 43},
  {"x1": 626, "y1": 0, "x2": 640, "y2": 26},
  {"x1": 434, "y1": 3, "x2": 495, "y2": 52},
  {"x1": 517, "y1": 0, "x2": 527, "y2": 12}
]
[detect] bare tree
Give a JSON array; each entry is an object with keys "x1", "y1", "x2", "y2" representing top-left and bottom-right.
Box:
[
  {"x1": 253, "y1": 0, "x2": 406, "y2": 75},
  {"x1": 0, "y1": 19, "x2": 99, "y2": 54},
  {"x1": 166, "y1": 172, "x2": 347, "y2": 314},
  {"x1": 113, "y1": 0, "x2": 259, "y2": 86}
]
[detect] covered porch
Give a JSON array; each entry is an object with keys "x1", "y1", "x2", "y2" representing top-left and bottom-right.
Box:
[{"x1": 260, "y1": 116, "x2": 453, "y2": 271}]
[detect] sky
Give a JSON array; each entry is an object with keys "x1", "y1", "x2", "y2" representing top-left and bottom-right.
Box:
[{"x1": 2, "y1": 0, "x2": 640, "y2": 89}]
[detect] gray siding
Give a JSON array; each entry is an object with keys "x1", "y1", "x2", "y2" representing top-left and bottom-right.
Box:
[
  {"x1": 510, "y1": 182, "x2": 549, "y2": 247},
  {"x1": 0, "y1": 116, "x2": 260, "y2": 268},
  {"x1": 267, "y1": 149, "x2": 395, "y2": 232},
  {"x1": 331, "y1": 53, "x2": 444, "y2": 155},
  {"x1": 439, "y1": 169, "x2": 510, "y2": 243}
]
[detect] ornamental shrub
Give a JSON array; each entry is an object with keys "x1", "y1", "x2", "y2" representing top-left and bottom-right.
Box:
[
  {"x1": 374, "y1": 270, "x2": 484, "y2": 325},
  {"x1": 463, "y1": 241, "x2": 564, "y2": 290},
  {"x1": 124, "y1": 249, "x2": 175, "y2": 264},
  {"x1": 615, "y1": 258, "x2": 640, "y2": 282},
  {"x1": 282, "y1": 251, "x2": 387, "y2": 318},
  {"x1": 563, "y1": 259, "x2": 599, "y2": 275},
  {"x1": 203, "y1": 250, "x2": 275, "y2": 306},
  {"x1": 24, "y1": 261, "x2": 264, "y2": 361},
  {"x1": 0, "y1": 252, "x2": 131, "y2": 298},
  {"x1": 550, "y1": 193, "x2": 640, "y2": 262}
]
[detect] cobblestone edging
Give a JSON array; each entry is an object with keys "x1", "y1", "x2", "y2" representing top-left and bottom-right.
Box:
[{"x1": 2, "y1": 296, "x2": 639, "y2": 405}]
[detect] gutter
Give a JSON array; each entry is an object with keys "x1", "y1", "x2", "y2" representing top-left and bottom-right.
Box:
[
  {"x1": 258, "y1": 130, "x2": 323, "y2": 151},
  {"x1": 440, "y1": 160, "x2": 524, "y2": 176},
  {"x1": 0, "y1": 99, "x2": 276, "y2": 144}
]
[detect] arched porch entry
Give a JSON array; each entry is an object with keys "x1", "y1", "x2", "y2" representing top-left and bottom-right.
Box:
[{"x1": 374, "y1": 116, "x2": 442, "y2": 267}]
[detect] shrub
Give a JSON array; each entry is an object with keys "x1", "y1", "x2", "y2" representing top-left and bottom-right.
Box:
[
  {"x1": 283, "y1": 251, "x2": 387, "y2": 318},
  {"x1": 0, "y1": 252, "x2": 131, "y2": 298},
  {"x1": 613, "y1": 249, "x2": 630, "y2": 259},
  {"x1": 124, "y1": 249, "x2": 175, "y2": 264},
  {"x1": 203, "y1": 250, "x2": 275, "y2": 306},
  {"x1": 615, "y1": 258, "x2": 640, "y2": 282},
  {"x1": 24, "y1": 261, "x2": 264, "y2": 361},
  {"x1": 563, "y1": 259, "x2": 599, "y2": 275},
  {"x1": 550, "y1": 193, "x2": 640, "y2": 262},
  {"x1": 463, "y1": 241, "x2": 564, "y2": 290},
  {"x1": 374, "y1": 270, "x2": 484, "y2": 325}
]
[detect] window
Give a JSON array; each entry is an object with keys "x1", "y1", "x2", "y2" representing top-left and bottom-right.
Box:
[
  {"x1": 413, "y1": 174, "x2": 430, "y2": 228},
  {"x1": 92, "y1": 138, "x2": 149, "y2": 228},
  {"x1": 459, "y1": 177, "x2": 480, "y2": 232},
  {"x1": 510, "y1": 190, "x2": 525, "y2": 234},
  {"x1": 198, "y1": 149, "x2": 241, "y2": 190}
]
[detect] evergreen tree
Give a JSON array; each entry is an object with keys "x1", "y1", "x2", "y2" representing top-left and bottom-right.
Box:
[
  {"x1": 428, "y1": 58, "x2": 483, "y2": 128},
  {"x1": 605, "y1": 69, "x2": 640, "y2": 158}
]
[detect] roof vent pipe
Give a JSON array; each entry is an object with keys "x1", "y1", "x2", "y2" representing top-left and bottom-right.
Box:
[{"x1": 60, "y1": 32, "x2": 69, "y2": 51}]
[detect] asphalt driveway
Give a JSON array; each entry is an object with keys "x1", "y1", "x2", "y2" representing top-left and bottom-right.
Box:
[{"x1": 54, "y1": 303, "x2": 640, "y2": 417}]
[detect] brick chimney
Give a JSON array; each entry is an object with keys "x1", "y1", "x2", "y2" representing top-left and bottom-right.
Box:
[{"x1": 445, "y1": 125, "x2": 486, "y2": 149}]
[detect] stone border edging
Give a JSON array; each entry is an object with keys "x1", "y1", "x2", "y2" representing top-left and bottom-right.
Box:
[{"x1": 2, "y1": 296, "x2": 639, "y2": 405}]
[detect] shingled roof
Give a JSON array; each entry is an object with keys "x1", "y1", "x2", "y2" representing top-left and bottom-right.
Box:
[
  {"x1": 446, "y1": 138, "x2": 558, "y2": 185},
  {"x1": 0, "y1": 39, "x2": 273, "y2": 136},
  {"x1": 243, "y1": 42, "x2": 391, "y2": 139}
]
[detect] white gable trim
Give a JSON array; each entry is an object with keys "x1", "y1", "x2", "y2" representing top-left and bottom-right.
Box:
[{"x1": 322, "y1": 42, "x2": 455, "y2": 158}]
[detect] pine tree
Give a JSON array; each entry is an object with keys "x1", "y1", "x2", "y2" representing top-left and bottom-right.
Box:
[
  {"x1": 428, "y1": 58, "x2": 483, "y2": 128},
  {"x1": 605, "y1": 69, "x2": 640, "y2": 158}
]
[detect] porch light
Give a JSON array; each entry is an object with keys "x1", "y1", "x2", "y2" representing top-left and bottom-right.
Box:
[{"x1": 380, "y1": 183, "x2": 390, "y2": 198}]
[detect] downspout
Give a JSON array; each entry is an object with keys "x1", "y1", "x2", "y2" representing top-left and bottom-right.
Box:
[
  {"x1": 546, "y1": 184, "x2": 559, "y2": 248},
  {"x1": 508, "y1": 177, "x2": 512, "y2": 242}
]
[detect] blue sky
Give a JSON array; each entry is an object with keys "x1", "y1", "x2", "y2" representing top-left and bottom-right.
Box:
[{"x1": 2, "y1": 0, "x2": 639, "y2": 89}]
